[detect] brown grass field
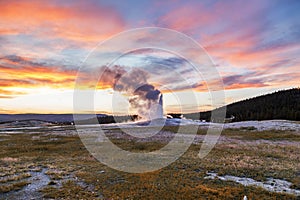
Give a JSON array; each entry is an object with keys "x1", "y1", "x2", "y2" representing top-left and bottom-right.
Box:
[{"x1": 0, "y1": 125, "x2": 299, "y2": 199}]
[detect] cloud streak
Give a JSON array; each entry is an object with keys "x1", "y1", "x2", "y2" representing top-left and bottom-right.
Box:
[{"x1": 0, "y1": 55, "x2": 77, "y2": 97}]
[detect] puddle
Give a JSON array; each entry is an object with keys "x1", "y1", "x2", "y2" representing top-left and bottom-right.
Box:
[
  {"x1": 1, "y1": 168, "x2": 51, "y2": 200},
  {"x1": 205, "y1": 172, "x2": 300, "y2": 196}
]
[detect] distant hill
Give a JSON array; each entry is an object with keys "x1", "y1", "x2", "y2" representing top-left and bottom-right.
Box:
[
  {"x1": 0, "y1": 113, "x2": 136, "y2": 125},
  {"x1": 183, "y1": 88, "x2": 300, "y2": 122},
  {"x1": 0, "y1": 114, "x2": 106, "y2": 124}
]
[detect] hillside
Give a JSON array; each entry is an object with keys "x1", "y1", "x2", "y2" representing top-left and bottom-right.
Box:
[
  {"x1": 183, "y1": 88, "x2": 300, "y2": 122},
  {"x1": 0, "y1": 114, "x2": 136, "y2": 125},
  {"x1": 0, "y1": 114, "x2": 105, "y2": 124}
]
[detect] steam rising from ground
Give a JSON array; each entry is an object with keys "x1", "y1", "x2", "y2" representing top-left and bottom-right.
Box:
[{"x1": 100, "y1": 66, "x2": 163, "y2": 120}]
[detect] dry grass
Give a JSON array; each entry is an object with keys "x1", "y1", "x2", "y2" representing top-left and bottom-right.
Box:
[
  {"x1": 0, "y1": 127, "x2": 299, "y2": 199},
  {"x1": 41, "y1": 180, "x2": 99, "y2": 199},
  {"x1": 0, "y1": 181, "x2": 29, "y2": 193},
  {"x1": 223, "y1": 128, "x2": 300, "y2": 141},
  {"x1": 0, "y1": 173, "x2": 31, "y2": 184}
]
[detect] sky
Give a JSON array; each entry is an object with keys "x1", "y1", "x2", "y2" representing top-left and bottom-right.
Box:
[{"x1": 0, "y1": 0, "x2": 299, "y2": 114}]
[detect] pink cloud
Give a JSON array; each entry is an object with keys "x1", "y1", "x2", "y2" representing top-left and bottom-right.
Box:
[
  {"x1": 156, "y1": 1, "x2": 299, "y2": 90},
  {"x1": 0, "y1": 0, "x2": 125, "y2": 44}
]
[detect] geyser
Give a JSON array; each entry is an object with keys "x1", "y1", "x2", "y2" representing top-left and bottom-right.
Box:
[
  {"x1": 99, "y1": 66, "x2": 163, "y2": 121},
  {"x1": 129, "y1": 83, "x2": 163, "y2": 120},
  {"x1": 148, "y1": 93, "x2": 163, "y2": 120}
]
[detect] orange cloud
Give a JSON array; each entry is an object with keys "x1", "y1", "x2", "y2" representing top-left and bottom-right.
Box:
[
  {"x1": 0, "y1": 55, "x2": 78, "y2": 97},
  {"x1": 0, "y1": 88, "x2": 26, "y2": 98},
  {"x1": 0, "y1": 66, "x2": 76, "y2": 85},
  {"x1": 0, "y1": 56, "x2": 129, "y2": 97},
  {"x1": 225, "y1": 83, "x2": 267, "y2": 90},
  {"x1": 0, "y1": 0, "x2": 125, "y2": 44}
]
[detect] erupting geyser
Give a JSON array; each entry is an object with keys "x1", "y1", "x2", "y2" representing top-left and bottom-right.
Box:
[
  {"x1": 149, "y1": 93, "x2": 163, "y2": 120},
  {"x1": 100, "y1": 66, "x2": 164, "y2": 121},
  {"x1": 129, "y1": 83, "x2": 163, "y2": 121}
]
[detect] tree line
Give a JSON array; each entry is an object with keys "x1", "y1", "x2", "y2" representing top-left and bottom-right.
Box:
[{"x1": 183, "y1": 88, "x2": 300, "y2": 122}]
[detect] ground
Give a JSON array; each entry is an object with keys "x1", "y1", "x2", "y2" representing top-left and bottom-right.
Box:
[{"x1": 0, "y1": 122, "x2": 299, "y2": 199}]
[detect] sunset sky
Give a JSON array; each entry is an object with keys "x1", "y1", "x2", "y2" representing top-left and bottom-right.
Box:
[{"x1": 0, "y1": 0, "x2": 299, "y2": 114}]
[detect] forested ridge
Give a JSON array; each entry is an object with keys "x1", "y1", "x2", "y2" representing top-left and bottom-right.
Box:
[{"x1": 183, "y1": 88, "x2": 300, "y2": 122}]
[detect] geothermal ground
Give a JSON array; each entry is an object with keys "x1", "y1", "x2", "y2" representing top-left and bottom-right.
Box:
[{"x1": 0, "y1": 120, "x2": 299, "y2": 199}]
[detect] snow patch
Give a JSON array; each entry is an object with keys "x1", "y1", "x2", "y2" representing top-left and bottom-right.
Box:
[{"x1": 205, "y1": 172, "x2": 300, "y2": 196}]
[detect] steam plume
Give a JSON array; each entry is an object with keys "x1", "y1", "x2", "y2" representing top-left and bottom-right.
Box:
[{"x1": 100, "y1": 66, "x2": 163, "y2": 120}]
